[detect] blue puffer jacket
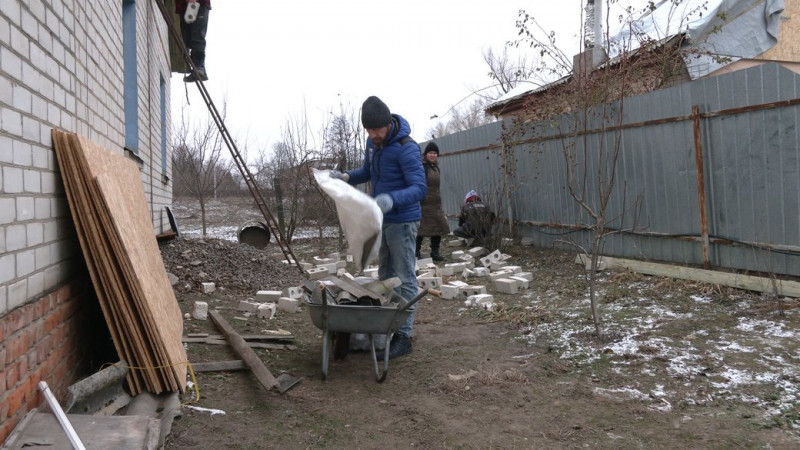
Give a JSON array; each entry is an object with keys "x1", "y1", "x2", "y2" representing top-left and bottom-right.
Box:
[{"x1": 347, "y1": 114, "x2": 427, "y2": 224}]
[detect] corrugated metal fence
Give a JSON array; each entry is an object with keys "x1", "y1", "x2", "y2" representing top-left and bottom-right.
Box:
[{"x1": 429, "y1": 63, "x2": 800, "y2": 277}]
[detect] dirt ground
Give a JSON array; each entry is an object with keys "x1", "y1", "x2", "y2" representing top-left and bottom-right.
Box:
[{"x1": 161, "y1": 197, "x2": 800, "y2": 449}]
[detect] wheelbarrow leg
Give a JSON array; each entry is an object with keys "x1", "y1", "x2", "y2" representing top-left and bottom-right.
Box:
[
  {"x1": 370, "y1": 333, "x2": 390, "y2": 383},
  {"x1": 321, "y1": 329, "x2": 332, "y2": 381}
]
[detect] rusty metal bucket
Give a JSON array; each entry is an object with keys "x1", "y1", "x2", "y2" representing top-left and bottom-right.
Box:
[{"x1": 237, "y1": 220, "x2": 270, "y2": 248}]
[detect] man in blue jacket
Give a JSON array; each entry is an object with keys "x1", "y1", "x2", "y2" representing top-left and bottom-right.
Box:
[{"x1": 330, "y1": 96, "x2": 427, "y2": 359}]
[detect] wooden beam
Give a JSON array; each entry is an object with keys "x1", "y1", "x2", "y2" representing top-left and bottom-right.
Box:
[
  {"x1": 190, "y1": 360, "x2": 248, "y2": 372},
  {"x1": 209, "y1": 311, "x2": 279, "y2": 392},
  {"x1": 576, "y1": 254, "x2": 800, "y2": 298}
]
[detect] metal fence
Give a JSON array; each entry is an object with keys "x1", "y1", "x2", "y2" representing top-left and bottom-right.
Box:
[{"x1": 429, "y1": 63, "x2": 800, "y2": 277}]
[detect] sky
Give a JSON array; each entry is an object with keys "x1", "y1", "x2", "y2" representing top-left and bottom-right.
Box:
[{"x1": 171, "y1": 0, "x2": 632, "y2": 156}]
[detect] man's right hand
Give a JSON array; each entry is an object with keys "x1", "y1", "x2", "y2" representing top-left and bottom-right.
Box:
[{"x1": 329, "y1": 170, "x2": 349, "y2": 182}]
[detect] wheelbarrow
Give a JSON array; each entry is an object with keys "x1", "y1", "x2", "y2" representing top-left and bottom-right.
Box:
[{"x1": 303, "y1": 282, "x2": 428, "y2": 382}]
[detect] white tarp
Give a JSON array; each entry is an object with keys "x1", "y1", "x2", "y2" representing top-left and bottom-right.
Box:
[
  {"x1": 611, "y1": 0, "x2": 786, "y2": 79},
  {"x1": 312, "y1": 168, "x2": 382, "y2": 272}
]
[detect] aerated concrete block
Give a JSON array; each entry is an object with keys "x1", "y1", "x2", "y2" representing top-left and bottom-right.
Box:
[
  {"x1": 317, "y1": 262, "x2": 338, "y2": 274},
  {"x1": 283, "y1": 286, "x2": 303, "y2": 299},
  {"x1": 465, "y1": 293, "x2": 495, "y2": 310},
  {"x1": 306, "y1": 267, "x2": 328, "y2": 280},
  {"x1": 459, "y1": 285, "x2": 487, "y2": 297},
  {"x1": 489, "y1": 270, "x2": 514, "y2": 281},
  {"x1": 363, "y1": 267, "x2": 379, "y2": 279},
  {"x1": 436, "y1": 266, "x2": 454, "y2": 277},
  {"x1": 509, "y1": 276, "x2": 530, "y2": 289},
  {"x1": 489, "y1": 262, "x2": 508, "y2": 271},
  {"x1": 313, "y1": 256, "x2": 336, "y2": 264},
  {"x1": 278, "y1": 297, "x2": 299, "y2": 313},
  {"x1": 238, "y1": 300, "x2": 260, "y2": 313},
  {"x1": 438, "y1": 285, "x2": 460, "y2": 299},
  {"x1": 513, "y1": 271, "x2": 533, "y2": 281},
  {"x1": 201, "y1": 282, "x2": 216, "y2": 294},
  {"x1": 417, "y1": 277, "x2": 442, "y2": 289},
  {"x1": 467, "y1": 247, "x2": 488, "y2": 258},
  {"x1": 445, "y1": 262, "x2": 468, "y2": 272},
  {"x1": 257, "y1": 302, "x2": 277, "y2": 319},
  {"x1": 192, "y1": 301, "x2": 208, "y2": 320},
  {"x1": 503, "y1": 265, "x2": 523, "y2": 274},
  {"x1": 447, "y1": 238, "x2": 467, "y2": 247},
  {"x1": 494, "y1": 278, "x2": 519, "y2": 294},
  {"x1": 256, "y1": 290, "x2": 282, "y2": 302},
  {"x1": 474, "y1": 267, "x2": 490, "y2": 277}
]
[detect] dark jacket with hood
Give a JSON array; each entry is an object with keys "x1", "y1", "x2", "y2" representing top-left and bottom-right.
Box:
[
  {"x1": 347, "y1": 114, "x2": 427, "y2": 224},
  {"x1": 418, "y1": 155, "x2": 450, "y2": 237}
]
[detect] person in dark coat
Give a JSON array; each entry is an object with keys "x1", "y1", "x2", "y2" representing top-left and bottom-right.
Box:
[
  {"x1": 175, "y1": 0, "x2": 211, "y2": 82},
  {"x1": 453, "y1": 190, "x2": 495, "y2": 246},
  {"x1": 416, "y1": 142, "x2": 449, "y2": 261}
]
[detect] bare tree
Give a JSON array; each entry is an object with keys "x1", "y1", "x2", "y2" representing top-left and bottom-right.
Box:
[
  {"x1": 172, "y1": 106, "x2": 235, "y2": 236},
  {"x1": 506, "y1": 0, "x2": 714, "y2": 339}
]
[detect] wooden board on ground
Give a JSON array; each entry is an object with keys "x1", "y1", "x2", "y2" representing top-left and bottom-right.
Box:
[
  {"x1": 3, "y1": 410, "x2": 159, "y2": 450},
  {"x1": 190, "y1": 360, "x2": 248, "y2": 372},
  {"x1": 576, "y1": 254, "x2": 800, "y2": 297}
]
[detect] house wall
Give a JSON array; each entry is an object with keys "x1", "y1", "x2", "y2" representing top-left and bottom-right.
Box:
[{"x1": 0, "y1": 0, "x2": 172, "y2": 442}]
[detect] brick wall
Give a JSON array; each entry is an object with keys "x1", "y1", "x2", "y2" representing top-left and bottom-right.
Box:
[
  {"x1": 0, "y1": 278, "x2": 93, "y2": 443},
  {"x1": 1, "y1": 0, "x2": 174, "y2": 442}
]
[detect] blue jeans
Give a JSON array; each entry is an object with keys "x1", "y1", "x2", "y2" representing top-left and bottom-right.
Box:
[{"x1": 379, "y1": 221, "x2": 420, "y2": 338}]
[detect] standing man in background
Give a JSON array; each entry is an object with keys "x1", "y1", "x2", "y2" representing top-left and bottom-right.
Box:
[
  {"x1": 330, "y1": 96, "x2": 427, "y2": 359},
  {"x1": 175, "y1": 0, "x2": 211, "y2": 82}
]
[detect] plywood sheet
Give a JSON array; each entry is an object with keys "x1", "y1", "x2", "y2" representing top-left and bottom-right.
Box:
[{"x1": 52, "y1": 130, "x2": 187, "y2": 394}]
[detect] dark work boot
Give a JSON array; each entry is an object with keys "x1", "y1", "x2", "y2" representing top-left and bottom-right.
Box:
[
  {"x1": 183, "y1": 66, "x2": 208, "y2": 82},
  {"x1": 376, "y1": 334, "x2": 412, "y2": 360},
  {"x1": 430, "y1": 236, "x2": 444, "y2": 262}
]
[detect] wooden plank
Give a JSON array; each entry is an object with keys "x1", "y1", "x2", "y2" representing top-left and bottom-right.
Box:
[
  {"x1": 190, "y1": 360, "x2": 248, "y2": 372},
  {"x1": 189, "y1": 339, "x2": 295, "y2": 350},
  {"x1": 182, "y1": 334, "x2": 295, "y2": 342},
  {"x1": 209, "y1": 311, "x2": 279, "y2": 392},
  {"x1": 576, "y1": 254, "x2": 800, "y2": 297}
]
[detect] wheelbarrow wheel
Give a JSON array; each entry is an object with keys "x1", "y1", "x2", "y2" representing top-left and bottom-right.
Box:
[
  {"x1": 321, "y1": 330, "x2": 333, "y2": 381},
  {"x1": 333, "y1": 332, "x2": 350, "y2": 360}
]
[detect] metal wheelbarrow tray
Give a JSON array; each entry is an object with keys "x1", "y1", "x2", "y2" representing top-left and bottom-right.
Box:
[{"x1": 304, "y1": 284, "x2": 427, "y2": 382}]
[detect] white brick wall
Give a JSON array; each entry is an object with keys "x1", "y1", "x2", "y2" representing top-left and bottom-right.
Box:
[{"x1": 0, "y1": 0, "x2": 173, "y2": 314}]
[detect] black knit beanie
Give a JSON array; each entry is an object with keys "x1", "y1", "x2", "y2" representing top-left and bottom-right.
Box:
[
  {"x1": 361, "y1": 96, "x2": 392, "y2": 129},
  {"x1": 424, "y1": 142, "x2": 439, "y2": 155}
]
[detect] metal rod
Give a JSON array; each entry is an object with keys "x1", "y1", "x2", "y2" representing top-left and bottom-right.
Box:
[{"x1": 38, "y1": 381, "x2": 87, "y2": 450}]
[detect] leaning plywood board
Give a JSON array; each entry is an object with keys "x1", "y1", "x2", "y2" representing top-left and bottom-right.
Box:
[
  {"x1": 52, "y1": 130, "x2": 145, "y2": 394},
  {"x1": 52, "y1": 130, "x2": 187, "y2": 394},
  {"x1": 576, "y1": 254, "x2": 800, "y2": 297},
  {"x1": 94, "y1": 161, "x2": 187, "y2": 390},
  {"x1": 74, "y1": 134, "x2": 187, "y2": 392}
]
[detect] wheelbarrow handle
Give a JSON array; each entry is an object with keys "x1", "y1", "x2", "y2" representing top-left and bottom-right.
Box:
[{"x1": 397, "y1": 288, "x2": 430, "y2": 313}]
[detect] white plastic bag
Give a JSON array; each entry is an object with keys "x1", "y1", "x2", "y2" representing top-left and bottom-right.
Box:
[{"x1": 312, "y1": 168, "x2": 382, "y2": 272}]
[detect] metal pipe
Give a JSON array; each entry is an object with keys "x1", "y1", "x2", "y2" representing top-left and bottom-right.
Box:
[{"x1": 38, "y1": 381, "x2": 87, "y2": 450}]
